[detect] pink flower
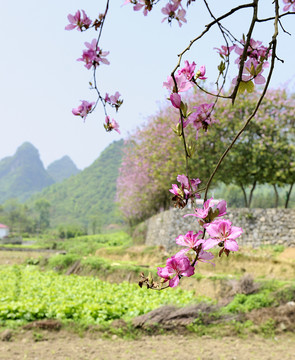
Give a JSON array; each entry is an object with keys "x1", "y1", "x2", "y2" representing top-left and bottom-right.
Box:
[
  {"x1": 169, "y1": 184, "x2": 181, "y2": 196},
  {"x1": 184, "y1": 197, "x2": 227, "y2": 221},
  {"x1": 175, "y1": 174, "x2": 200, "y2": 198},
  {"x1": 161, "y1": 1, "x2": 179, "y2": 17},
  {"x1": 105, "y1": 92, "x2": 123, "y2": 111},
  {"x1": 77, "y1": 39, "x2": 110, "y2": 70},
  {"x1": 232, "y1": 58, "x2": 267, "y2": 85},
  {"x1": 161, "y1": 1, "x2": 186, "y2": 26},
  {"x1": 232, "y1": 38, "x2": 271, "y2": 85},
  {"x1": 214, "y1": 45, "x2": 235, "y2": 57},
  {"x1": 189, "y1": 103, "x2": 216, "y2": 138},
  {"x1": 130, "y1": 0, "x2": 152, "y2": 16},
  {"x1": 109, "y1": 91, "x2": 121, "y2": 104},
  {"x1": 176, "y1": 230, "x2": 203, "y2": 249},
  {"x1": 157, "y1": 253, "x2": 195, "y2": 287},
  {"x1": 163, "y1": 74, "x2": 193, "y2": 93},
  {"x1": 175, "y1": 8, "x2": 187, "y2": 27},
  {"x1": 104, "y1": 116, "x2": 121, "y2": 134},
  {"x1": 169, "y1": 175, "x2": 201, "y2": 209},
  {"x1": 178, "y1": 60, "x2": 196, "y2": 81},
  {"x1": 177, "y1": 174, "x2": 201, "y2": 195},
  {"x1": 203, "y1": 220, "x2": 243, "y2": 252},
  {"x1": 65, "y1": 10, "x2": 92, "y2": 31},
  {"x1": 196, "y1": 65, "x2": 207, "y2": 80},
  {"x1": 72, "y1": 100, "x2": 95, "y2": 121},
  {"x1": 170, "y1": 93, "x2": 182, "y2": 108}
]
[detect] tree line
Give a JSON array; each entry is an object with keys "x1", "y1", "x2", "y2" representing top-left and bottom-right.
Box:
[{"x1": 117, "y1": 88, "x2": 295, "y2": 224}]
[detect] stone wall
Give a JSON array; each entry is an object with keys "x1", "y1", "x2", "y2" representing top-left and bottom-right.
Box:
[{"x1": 145, "y1": 208, "x2": 295, "y2": 251}]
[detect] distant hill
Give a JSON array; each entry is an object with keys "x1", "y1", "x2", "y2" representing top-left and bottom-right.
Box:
[
  {"x1": 47, "y1": 155, "x2": 80, "y2": 183},
  {"x1": 0, "y1": 142, "x2": 54, "y2": 203},
  {"x1": 29, "y1": 140, "x2": 125, "y2": 228}
]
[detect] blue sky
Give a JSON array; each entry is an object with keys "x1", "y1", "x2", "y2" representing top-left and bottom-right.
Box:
[{"x1": 1, "y1": 0, "x2": 294, "y2": 169}]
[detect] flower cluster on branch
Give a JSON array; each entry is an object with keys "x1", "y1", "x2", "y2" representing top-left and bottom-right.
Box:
[{"x1": 66, "y1": 3, "x2": 122, "y2": 131}]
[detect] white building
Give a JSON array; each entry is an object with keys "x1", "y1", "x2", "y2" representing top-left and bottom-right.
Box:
[{"x1": 0, "y1": 224, "x2": 9, "y2": 239}]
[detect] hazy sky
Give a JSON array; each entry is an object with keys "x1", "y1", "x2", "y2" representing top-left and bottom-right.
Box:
[{"x1": 1, "y1": 1, "x2": 294, "y2": 169}]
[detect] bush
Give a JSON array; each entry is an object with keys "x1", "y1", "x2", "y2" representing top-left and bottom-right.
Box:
[{"x1": 48, "y1": 254, "x2": 79, "y2": 271}]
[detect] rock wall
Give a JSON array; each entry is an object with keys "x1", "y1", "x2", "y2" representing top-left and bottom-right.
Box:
[{"x1": 145, "y1": 208, "x2": 295, "y2": 251}]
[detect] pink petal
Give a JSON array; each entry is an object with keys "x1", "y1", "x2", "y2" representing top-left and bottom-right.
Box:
[
  {"x1": 229, "y1": 226, "x2": 243, "y2": 240},
  {"x1": 205, "y1": 223, "x2": 220, "y2": 238},
  {"x1": 169, "y1": 276, "x2": 180, "y2": 288},
  {"x1": 182, "y1": 266, "x2": 195, "y2": 277},
  {"x1": 224, "y1": 240, "x2": 239, "y2": 252},
  {"x1": 202, "y1": 239, "x2": 219, "y2": 251}
]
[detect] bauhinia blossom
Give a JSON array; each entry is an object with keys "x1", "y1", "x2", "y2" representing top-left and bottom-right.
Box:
[
  {"x1": 163, "y1": 73, "x2": 193, "y2": 93},
  {"x1": 175, "y1": 230, "x2": 203, "y2": 250},
  {"x1": 184, "y1": 197, "x2": 227, "y2": 222},
  {"x1": 203, "y1": 219, "x2": 243, "y2": 252},
  {"x1": 104, "y1": 116, "x2": 120, "y2": 134},
  {"x1": 157, "y1": 253, "x2": 195, "y2": 287},
  {"x1": 105, "y1": 92, "x2": 123, "y2": 111},
  {"x1": 215, "y1": 45, "x2": 235, "y2": 58},
  {"x1": 77, "y1": 39, "x2": 110, "y2": 69},
  {"x1": 233, "y1": 38, "x2": 271, "y2": 85},
  {"x1": 72, "y1": 100, "x2": 95, "y2": 121},
  {"x1": 196, "y1": 65, "x2": 207, "y2": 80},
  {"x1": 189, "y1": 103, "x2": 216, "y2": 138},
  {"x1": 65, "y1": 10, "x2": 92, "y2": 31},
  {"x1": 124, "y1": 0, "x2": 153, "y2": 16},
  {"x1": 161, "y1": 0, "x2": 187, "y2": 26},
  {"x1": 178, "y1": 60, "x2": 196, "y2": 81},
  {"x1": 169, "y1": 174, "x2": 201, "y2": 208},
  {"x1": 105, "y1": 91, "x2": 121, "y2": 105}
]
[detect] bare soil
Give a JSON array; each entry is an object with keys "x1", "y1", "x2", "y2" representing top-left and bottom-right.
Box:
[{"x1": 1, "y1": 330, "x2": 295, "y2": 360}]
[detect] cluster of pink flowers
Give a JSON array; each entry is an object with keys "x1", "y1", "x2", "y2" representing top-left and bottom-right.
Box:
[
  {"x1": 169, "y1": 174, "x2": 201, "y2": 208},
  {"x1": 77, "y1": 39, "x2": 110, "y2": 70},
  {"x1": 66, "y1": 9, "x2": 121, "y2": 132},
  {"x1": 157, "y1": 195, "x2": 243, "y2": 287},
  {"x1": 124, "y1": 0, "x2": 187, "y2": 26},
  {"x1": 216, "y1": 38, "x2": 271, "y2": 86},
  {"x1": 72, "y1": 100, "x2": 95, "y2": 121},
  {"x1": 163, "y1": 60, "x2": 215, "y2": 138},
  {"x1": 233, "y1": 38, "x2": 271, "y2": 85}
]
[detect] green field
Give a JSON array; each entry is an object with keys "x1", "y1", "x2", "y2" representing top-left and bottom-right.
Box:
[
  {"x1": 0, "y1": 265, "x2": 200, "y2": 324},
  {"x1": 0, "y1": 231, "x2": 294, "y2": 337}
]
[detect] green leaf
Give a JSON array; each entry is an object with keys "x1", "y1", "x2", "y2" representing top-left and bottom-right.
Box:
[{"x1": 237, "y1": 80, "x2": 254, "y2": 94}]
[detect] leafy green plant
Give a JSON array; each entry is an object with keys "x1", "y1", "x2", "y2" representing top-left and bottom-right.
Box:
[
  {"x1": 0, "y1": 265, "x2": 200, "y2": 324},
  {"x1": 260, "y1": 318, "x2": 276, "y2": 337},
  {"x1": 222, "y1": 291, "x2": 274, "y2": 314}
]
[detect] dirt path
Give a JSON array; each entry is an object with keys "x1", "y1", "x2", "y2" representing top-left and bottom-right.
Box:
[{"x1": 1, "y1": 331, "x2": 295, "y2": 360}]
